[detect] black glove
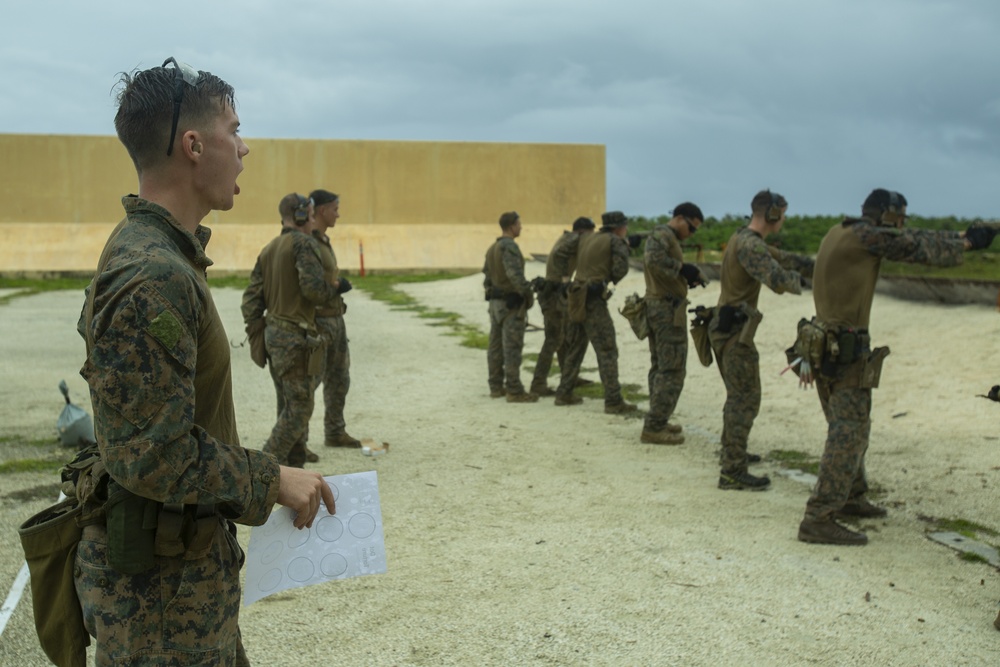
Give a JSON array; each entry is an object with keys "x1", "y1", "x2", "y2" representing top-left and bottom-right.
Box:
[
  {"x1": 337, "y1": 277, "x2": 353, "y2": 294},
  {"x1": 679, "y1": 263, "x2": 705, "y2": 288},
  {"x1": 965, "y1": 225, "x2": 997, "y2": 251},
  {"x1": 529, "y1": 276, "x2": 546, "y2": 293},
  {"x1": 627, "y1": 234, "x2": 644, "y2": 250}
]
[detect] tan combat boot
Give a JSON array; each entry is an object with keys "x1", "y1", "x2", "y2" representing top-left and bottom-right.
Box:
[
  {"x1": 305, "y1": 447, "x2": 320, "y2": 463},
  {"x1": 490, "y1": 388, "x2": 506, "y2": 399},
  {"x1": 530, "y1": 383, "x2": 556, "y2": 397},
  {"x1": 640, "y1": 429, "x2": 685, "y2": 445},
  {"x1": 836, "y1": 497, "x2": 888, "y2": 519},
  {"x1": 554, "y1": 394, "x2": 583, "y2": 406},
  {"x1": 664, "y1": 423, "x2": 683, "y2": 434},
  {"x1": 604, "y1": 401, "x2": 637, "y2": 415},
  {"x1": 325, "y1": 433, "x2": 362, "y2": 448},
  {"x1": 506, "y1": 391, "x2": 539, "y2": 403},
  {"x1": 797, "y1": 518, "x2": 868, "y2": 546}
]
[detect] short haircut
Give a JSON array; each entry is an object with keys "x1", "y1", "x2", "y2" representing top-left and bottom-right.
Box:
[
  {"x1": 862, "y1": 188, "x2": 908, "y2": 216},
  {"x1": 114, "y1": 61, "x2": 235, "y2": 174},
  {"x1": 310, "y1": 189, "x2": 339, "y2": 207},
  {"x1": 499, "y1": 211, "x2": 520, "y2": 229},
  {"x1": 672, "y1": 202, "x2": 704, "y2": 222},
  {"x1": 278, "y1": 193, "x2": 309, "y2": 220},
  {"x1": 751, "y1": 190, "x2": 787, "y2": 216},
  {"x1": 601, "y1": 211, "x2": 628, "y2": 228},
  {"x1": 572, "y1": 216, "x2": 596, "y2": 231}
]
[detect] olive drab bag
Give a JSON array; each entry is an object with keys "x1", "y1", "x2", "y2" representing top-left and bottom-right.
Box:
[
  {"x1": 618, "y1": 293, "x2": 649, "y2": 340},
  {"x1": 18, "y1": 498, "x2": 89, "y2": 667},
  {"x1": 689, "y1": 305, "x2": 714, "y2": 367}
]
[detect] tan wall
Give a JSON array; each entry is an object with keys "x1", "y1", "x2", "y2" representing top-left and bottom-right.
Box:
[{"x1": 0, "y1": 134, "x2": 605, "y2": 274}]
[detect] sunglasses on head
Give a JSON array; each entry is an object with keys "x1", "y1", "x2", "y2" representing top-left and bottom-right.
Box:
[{"x1": 162, "y1": 57, "x2": 201, "y2": 156}]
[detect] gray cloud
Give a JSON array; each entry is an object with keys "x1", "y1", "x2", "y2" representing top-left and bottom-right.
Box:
[{"x1": 4, "y1": 0, "x2": 1000, "y2": 217}]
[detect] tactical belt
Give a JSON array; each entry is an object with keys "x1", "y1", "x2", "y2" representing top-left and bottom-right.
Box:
[
  {"x1": 315, "y1": 307, "x2": 342, "y2": 318},
  {"x1": 715, "y1": 305, "x2": 748, "y2": 333},
  {"x1": 266, "y1": 315, "x2": 313, "y2": 334}
]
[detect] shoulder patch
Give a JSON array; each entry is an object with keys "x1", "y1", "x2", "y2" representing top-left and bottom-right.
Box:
[{"x1": 147, "y1": 310, "x2": 183, "y2": 350}]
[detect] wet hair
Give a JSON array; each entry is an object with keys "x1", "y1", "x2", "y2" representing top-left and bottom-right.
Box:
[
  {"x1": 113, "y1": 62, "x2": 235, "y2": 173},
  {"x1": 672, "y1": 202, "x2": 704, "y2": 222},
  {"x1": 499, "y1": 211, "x2": 520, "y2": 229}
]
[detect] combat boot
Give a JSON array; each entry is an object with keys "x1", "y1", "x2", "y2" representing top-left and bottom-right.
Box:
[
  {"x1": 554, "y1": 394, "x2": 583, "y2": 406},
  {"x1": 798, "y1": 518, "x2": 868, "y2": 545},
  {"x1": 325, "y1": 433, "x2": 362, "y2": 448},
  {"x1": 640, "y1": 429, "x2": 685, "y2": 445},
  {"x1": 506, "y1": 391, "x2": 539, "y2": 403},
  {"x1": 718, "y1": 471, "x2": 770, "y2": 491},
  {"x1": 664, "y1": 422, "x2": 683, "y2": 434},
  {"x1": 530, "y1": 383, "x2": 556, "y2": 397},
  {"x1": 605, "y1": 401, "x2": 637, "y2": 415},
  {"x1": 490, "y1": 388, "x2": 506, "y2": 399},
  {"x1": 305, "y1": 447, "x2": 320, "y2": 463},
  {"x1": 836, "y1": 497, "x2": 888, "y2": 519}
]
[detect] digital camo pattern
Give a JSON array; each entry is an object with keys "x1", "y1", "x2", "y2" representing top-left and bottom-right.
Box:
[
  {"x1": 531, "y1": 287, "x2": 566, "y2": 390},
  {"x1": 718, "y1": 227, "x2": 811, "y2": 308},
  {"x1": 76, "y1": 522, "x2": 249, "y2": 666},
  {"x1": 709, "y1": 334, "x2": 760, "y2": 474},
  {"x1": 317, "y1": 314, "x2": 351, "y2": 440},
  {"x1": 643, "y1": 225, "x2": 687, "y2": 300},
  {"x1": 556, "y1": 298, "x2": 622, "y2": 404},
  {"x1": 804, "y1": 378, "x2": 872, "y2": 520},
  {"x1": 487, "y1": 298, "x2": 528, "y2": 393},
  {"x1": 77, "y1": 196, "x2": 279, "y2": 664},
  {"x1": 643, "y1": 297, "x2": 688, "y2": 432},
  {"x1": 851, "y1": 220, "x2": 964, "y2": 265}
]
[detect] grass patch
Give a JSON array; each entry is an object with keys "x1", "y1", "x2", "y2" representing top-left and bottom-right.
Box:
[
  {"x1": 4, "y1": 483, "x2": 62, "y2": 502},
  {"x1": 0, "y1": 458, "x2": 65, "y2": 474},
  {"x1": 208, "y1": 274, "x2": 251, "y2": 290},
  {"x1": 769, "y1": 449, "x2": 820, "y2": 475},
  {"x1": 0, "y1": 435, "x2": 56, "y2": 448},
  {"x1": 933, "y1": 517, "x2": 1000, "y2": 540},
  {"x1": 575, "y1": 380, "x2": 648, "y2": 403}
]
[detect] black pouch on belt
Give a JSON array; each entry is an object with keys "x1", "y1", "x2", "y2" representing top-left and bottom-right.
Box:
[{"x1": 104, "y1": 484, "x2": 158, "y2": 574}]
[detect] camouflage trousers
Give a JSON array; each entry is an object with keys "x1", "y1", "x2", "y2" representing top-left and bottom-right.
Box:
[
  {"x1": 75, "y1": 520, "x2": 249, "y2": 666},
  {"x1": 710, "y1": 331, "x2": 760, "y2": 474},
  {"x1": 804, "y1": 373, "x2": 872, "y2": 521},
  {"x1": 556, "y1": 297, "x2": 621, "y2": 404},
  {"x1": 317, "y1": 315, "x2": 351, "y2": 441},
  {"x1": 644, "y1": 298, "x2": 688, "y2": 432},
  {"x1": 531, "y1": 289, "x2": 567, "y2": 389},
  {"x1": 487, "y1": 298, "x2": 528, "y2": 393},
  {"x1": 263, "y1": 325, "x2": 319, "y2": 468}
]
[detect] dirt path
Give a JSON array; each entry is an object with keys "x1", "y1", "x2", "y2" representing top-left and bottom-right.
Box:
[{"x1": 1, "y1": 266, "x2": 998, "y2": 665}]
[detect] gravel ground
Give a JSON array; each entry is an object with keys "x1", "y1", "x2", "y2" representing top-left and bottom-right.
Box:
[{"x1": 1, "y1": 265, "x2": 998, "y2": 666}]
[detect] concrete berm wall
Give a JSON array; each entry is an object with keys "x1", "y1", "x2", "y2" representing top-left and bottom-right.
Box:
[{"x1": 0, "y1": 134, "x2": 605, "y2": 275}]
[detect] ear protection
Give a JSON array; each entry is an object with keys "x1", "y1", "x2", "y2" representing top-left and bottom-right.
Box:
[
  {"x1": 886, "y1": 191, "x2": 900, "y2": 214},
  {"x1": 764, "y1": 190, "x2": 783, "y2": 223},
  {"x1": 882, "y1": 191, "x2": 905, "y2": 226},
  {"x1": 192, "y1": 141, "x2": 202, "y2": 154},
  {"x1": 292, "y1": 196, "x2": 312, "y2": 226}
]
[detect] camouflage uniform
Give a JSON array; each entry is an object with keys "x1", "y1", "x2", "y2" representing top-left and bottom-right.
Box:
[
  {"x1": 556, "y1": 230, "x2": 630, "y2": 405},
  {"x1": 312, "y1": 230, "x2": 352, "y2": 443},
  {"x1": 242, "y1": 228, "x2": 340, "y2": 467},
  {"x1": 483, "y1": 236, "x2": 534, "y2": 394},
  {"x1": 76, "y1": 197, "x2": 280, "y2": 665},
  {"x1": 804, "y1": 219, "x2": 964, "y2": 520},
  {"x1": 531, "y1": 231, "x2": 584, "y2": 391},
  {"x1": 709, "y1": 227, "x2": 813, "y2": 474},
  {"x1": 642, "y1": 225, "x2": 689, "y2": 432}
]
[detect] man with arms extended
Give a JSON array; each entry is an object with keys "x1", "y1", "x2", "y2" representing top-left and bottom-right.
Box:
[
  {"x1": 529, "y1": 216, "x2": 596, "y2": 396},
  {"x1": 242, "y1": 193, "x2": 343, "y2": 467},
  {"x1": 710, "y1": 190, "x2": 813, "y2": 490},
  {"x1": 798, "y1": 189, "x2": 995, "y2": 546},
  {"x1": 484, "y1": 211, "x2": 538, "y2": 402},
  {"x1": 641, "y1": 202, "x2": 707, "y2": 445},
  {"x1": 77, "y1": 58, "x2": 334, "y2": 665},
  {"x1": 554, "y1": 211, "x2": 637, "y2": 413},
  {"x1": 309, "y1": 188, "x2": 361, "y2": 448}
]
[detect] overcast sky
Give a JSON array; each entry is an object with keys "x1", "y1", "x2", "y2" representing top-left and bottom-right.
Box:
[{"x1": 4, "y1": 0, "x2": 999, "y2": 218}]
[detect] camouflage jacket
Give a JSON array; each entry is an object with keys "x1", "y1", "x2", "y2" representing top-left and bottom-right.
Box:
[
  {"x1": 717, "y1": 226, "x2": 814, "y2": 309},
  {"x1": 241, "y1": 227, "x2": 341, "y2": 331},
  {"x1": 78, "y1": 196, "x2": 279, "y2": 525},
  {"x1": 813, "y1": 218, "x2": 964, "y2": 329},
  {"x1": 545, "y1": 231, "x2": 583, "y2": 282}
]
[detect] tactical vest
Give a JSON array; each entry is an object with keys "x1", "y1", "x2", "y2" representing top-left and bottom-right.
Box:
[
  {"x1": 575, "y1": 231, "x2": 614, "y2": 282},
  {"x1": 717, "y1": 227, "x2": 774, "y2": 309},
  {"x1": 313, "y1": 231, "x2": 345, "y2": 317},
  {"x1": 485, "y1": 237, "x2": 523, "y2": 293},
  {"x1": 260, "y1": 230, "x2": 320, "y2": 329},
  {"x1": 643, "y1": 225, "x2": 687, "y2": 300},
  {"x1": 812, "y1": 221, "x2": 882, "y2": 330}
]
